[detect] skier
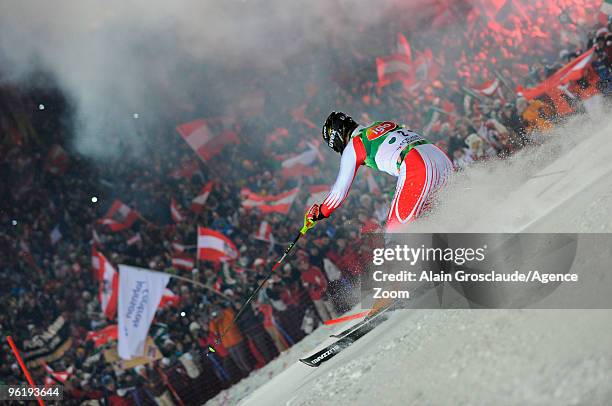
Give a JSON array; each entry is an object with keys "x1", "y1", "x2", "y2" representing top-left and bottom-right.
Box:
[{"x1": 303, "y1": 112, "x2": 453, "y2": 233}]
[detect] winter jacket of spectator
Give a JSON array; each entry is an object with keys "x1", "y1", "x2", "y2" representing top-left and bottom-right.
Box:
[
  {"x1": 256, "y1": 303, "x2": 276, "y2": 328},
  {"x1": 521, "y1": 100, "x2": 553, "y2": 132},
  {"x1": 208, "y1": 308, "x2": 243, "y2": 349},
  {"x1": 327, "y1": 247, "x2": 361, "y2": 277},
  {"x1": 280, "y1": 282, "x2": 303, "y2": 307},
  {"x1": 300, "y1": 266, "x2": 328, "y2": 301},
  {"x1": 108, "y1": 393, "x2": 132, "y2": 406}
]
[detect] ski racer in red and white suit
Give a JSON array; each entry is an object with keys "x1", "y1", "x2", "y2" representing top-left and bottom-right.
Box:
[{"x1": 304, "y1": 112, "x2": 453, "y2": 232}]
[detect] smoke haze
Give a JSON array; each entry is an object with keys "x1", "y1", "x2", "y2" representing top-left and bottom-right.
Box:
[{"x1": 0, "y1": 0, "x2": 442, "y2": 159}]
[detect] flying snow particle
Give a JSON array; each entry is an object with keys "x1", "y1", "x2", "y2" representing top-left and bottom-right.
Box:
[
  {"x1": 133, "y1": 113, "x2": 139, "y2": 119},
  {"x1": 38, "y1": 104, "x2": 45, "y2": 110},
  {"x1": 12, "y1": 219, "x2": 17, "y2": 226},
  {"x1": 180, "y1": 311, "x2": 186, "y2": 317},
  {"x1": 91, "y1": 196, "x2": 98, "y2": 203}
]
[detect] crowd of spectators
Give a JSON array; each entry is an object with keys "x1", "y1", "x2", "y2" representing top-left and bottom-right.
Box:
[{"x1": 1, "y1": 1, "x2": 611, "y2": 404}]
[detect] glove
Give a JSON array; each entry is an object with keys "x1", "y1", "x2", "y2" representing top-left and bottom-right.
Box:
[{"x1": 301, "y1": 203, "x2": 325, "y2": 234}]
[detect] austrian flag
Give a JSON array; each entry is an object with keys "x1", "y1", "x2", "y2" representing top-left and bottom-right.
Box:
[
  {"x1": 86, "y1": 325, "x2": 118, "y2": 348},
  {"x1": 471, "y1": 78, "x2": 501, "y2": 98},
  {"x1": 197, "y1": 227, "x2": 239, "y2": 263},
  {"x1": 177, "y1": 119, "x2": 239, "y2": 162},
  {"x1": 171, "y1": 198, "x2": 186, "y2": 222},
  {"x1": 191, "y1": 181, "x2": 214, "y2": 213},
  {"x1": 96, "y1": 250, "x2": 118, "y2": 320},
  {"x1": 98, "y1": 200, "x2": 140, "y2": 232},
  {"x1": 376, "y1": 54, "x2": 412, "y2": 88},
  {"x1": 43, "y1": 363, "x2": 73, "y2": 384},
  {"x1": 255, "y1": 220, "x2": 274, "y2": 242},
  {"x1": 376, "y1": 33, "x2": 413, "y2": 88},
  {"x1": 517, "y1": 48, "x2": 595, "y2": 100},
  {"x1": 92, "y1": 246, "x2": 100, "y2": 273},
  {"x1": 242, "y1": 188, "x2": 299, "y2": 214},
  {"x1": 159, "y1": 288, "x2": 181, "y2": 308},
  {"x1": 172, "y1": 253, "x2": 195, "y2": 271},
  {"x1": 171, "y1": 242, "x2": 187, "y2": 253},
  {"x1": 281, "y1": 143, "x2": 321, "y2": 178}
]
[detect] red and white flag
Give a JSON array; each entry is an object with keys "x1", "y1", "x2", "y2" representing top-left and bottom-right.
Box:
[
  {"x1": 92, "y1": 246, "x2": 100, "y2": 273},
  {"x1": 98, "y1": 200, "x2": 140, "y2": 232},
  {"x1": 177, "y1": 118, "x2": 239, "y2": 162},
  {"x1": 411, "y1": 48, "x2": 440, "y2": 90},
  {"x1": 127, "y1": 233, "x2": 142, "y2": 246},
  {"x1": 376, "y1": 33, "x2": 414, "y2": 88},
  {"x1": 281, "y1": 143, "x2": 320, "y2": 178},
  {"x1": 472, "y1": 78, "x2": 501, "y2": 97},
  {"x1": 242, "y1": 188, "x2": 299, "y2": 214},
  {"x1": 159, "y1": 288, "x2": 181, "y2": 308},
  {"x1": 306, "y1": 184, "x2": 329, "y2": 206},
  {"x1": 171, "y1": 242, "x2": 186, "y2": 253},
  {"x1": 197, "y1": 227, "x2": 239, "y2": 262},
  {"x1": 518, "y1": 48, "x2": 595, "y2": 100},
  {"x1": 191, "y1": 181, "x2": 214, "y2": 213},
  {"x1": 172, "y1": 253, "x2": 195, "y2": 271},
  {"x1": 86, "y1": 324, "x2": 118, "y2": 348},
  {"x1": 44, "y1": 144, "x2": 70, "y2": 175},
  {"x1": 254, "y1": 220, "x2": 274, "y2": 242},
  {"x1": 396, "y1": 33, "x2": 412, "y2": 60},
  {"x1": 43, "y1": 363, "x2": 73, "y2": 384},
  {"x1": 376, "y1": 54, "x2": 412, "y2": 88},
  {"x1": 170, "y1": 198, "x2": 186, "y2": 222},
  {"x1": 97, "y1": 251, "x2": 118, "y2": 319}
]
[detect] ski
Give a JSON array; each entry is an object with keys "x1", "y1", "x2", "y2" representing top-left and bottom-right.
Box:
[
  {"x1": 329, "y1": 302, "x2": 395, "y2": 338},
  {"x1": 299, "y1": 305, "x2": 393, "y2": 368}
]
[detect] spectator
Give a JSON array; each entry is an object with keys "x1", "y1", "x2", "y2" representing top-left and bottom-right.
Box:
[
  {"x1": 298, "y1": 258, "x2": 336, "y2": 323},
  {"x1": 208, "y1": 306, "x2": 252, "y2": 376}
]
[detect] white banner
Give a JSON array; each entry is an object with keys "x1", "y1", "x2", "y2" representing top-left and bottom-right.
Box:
[{"x1": 118, "y1": 265, "x2": 170, "y2": 360}]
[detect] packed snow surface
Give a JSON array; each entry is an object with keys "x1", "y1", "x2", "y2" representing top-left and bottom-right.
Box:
[{"x1": 208, "y1": 103, "x2": 612, "y2": 406}]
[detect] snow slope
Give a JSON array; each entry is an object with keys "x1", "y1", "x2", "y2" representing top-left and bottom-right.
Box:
[{"x1": 207, "y1": 103, "x2": 612, "y2": 406}]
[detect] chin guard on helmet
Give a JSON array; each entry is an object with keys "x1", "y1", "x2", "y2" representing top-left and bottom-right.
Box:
[{"x1": 322, "y1": 111, "x2": 358, "y2": 153}]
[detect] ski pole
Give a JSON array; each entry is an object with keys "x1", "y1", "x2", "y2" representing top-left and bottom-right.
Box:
[{"x1": 206, "y1": 229, "x2": 305, "y2": 355}]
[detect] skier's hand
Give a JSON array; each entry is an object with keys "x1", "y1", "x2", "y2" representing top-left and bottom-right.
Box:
[{"x1": 301, "y1": 204, "x2": 324, "y2": 234}]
